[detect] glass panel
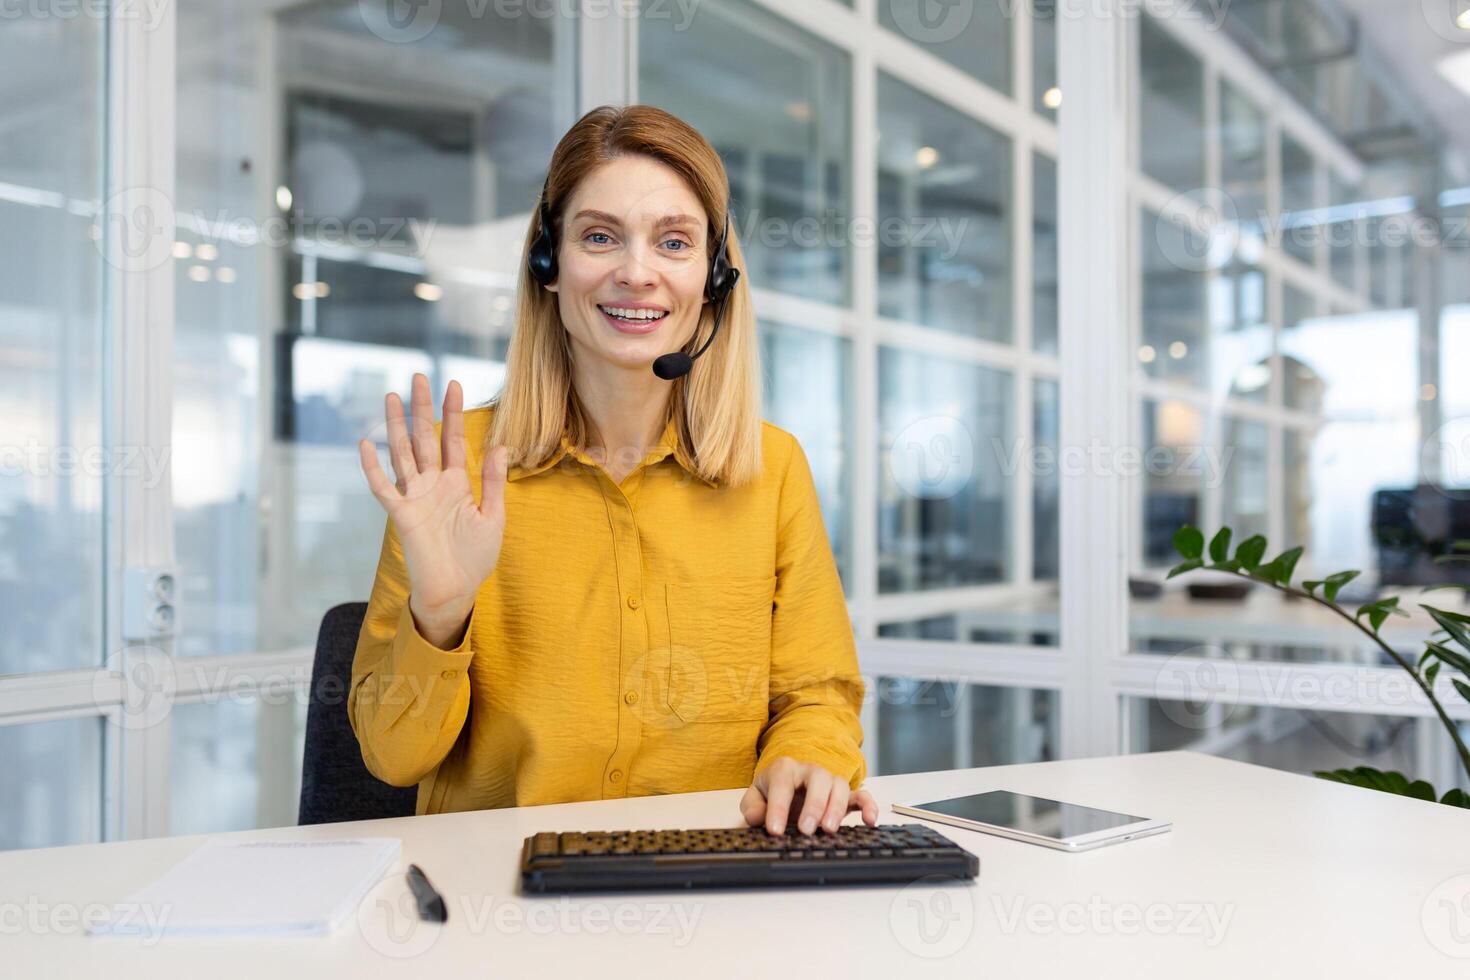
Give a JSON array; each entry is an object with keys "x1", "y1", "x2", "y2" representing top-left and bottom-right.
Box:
[
  {"x1": 0, "y1": 13, "x2": 105, "y2": 677},
  {"x1": 1220, "y1": 80, "x2": 1267, "y2": 245},
  {"x1": 1220, "y1": 417, "x2": 1268, "y2": 542},
  {"x1": 875, "y1": 681, "x2": 1057, "y2": 775},
  {"x1": 878, "y1": 0, "x2": 1010, "y2": 96},
  {"x1": 877, "y1": 73, "x2": 1013, "y2": 342},
  {"x1": 1283, "y1": 427, "x2": 1312, "y2": 550},
  {"x1": 1127, "y1": 699, "x2": 1468, "y2": 795},
  {"x1": 759, "y1": 321, "x2": 852, "y2": 589},
  {"x1": 1281, "y1": 284, "x2": 1323, "y2": 412},
  {"x1": 879, "y1": 608, "x2": 1058, "y2": 647},
  {"x1": 1034, "y1": 2, "x2": 1059, "y2": 118},
  {"x1": 879, "y1": 348, "x2": 1012, "y2": 592},
  {"x1": 1033, "y1": 377, "x2": 1060, "y2": 586},
  {"x1": 0, "y1": 716, "x2": 104, "y2": 851},
  {"x1": 170, "y1": 694, "x2": 307, "y2": 836},
  {"x1": 1140, "y1": 207, "x2": 1207, "y2": 388},
  {"x1": 1210, "y1": 255, "x2": 1270, "y2": 402},
  {"x1": 1328, "y1": 171, "x2": 1361, "y2": 293},
  {"x1": 1138, "y1": 16, "x2": 1204, "y2": 190},
  {"x1": 1033, "y1": 154, "x2": 1059, "y2": 356},
  {"x1": 641, "y1": 0, "x2": 851, "y2": 306},
  {"x1": 1139, "y1": 398, "x2": 1204, "y2": 567},
  {"x1": 172, "y1": 0, "x2": 571, "y2": 657},
  {"x1": 1280, "y1": 134, "x2": 1318, "y2": 266}
]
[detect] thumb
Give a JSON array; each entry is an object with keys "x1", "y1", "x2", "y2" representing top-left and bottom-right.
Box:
[
  {"x1": 739, "y1": 785, "x2": 767, "y2": 827},
  {"x1": 479, "y1": 445, "x2": 508, "y2": 520}
]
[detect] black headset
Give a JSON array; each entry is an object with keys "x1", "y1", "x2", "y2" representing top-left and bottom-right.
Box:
[{"x1": 527, "y1": 180, "x2": 740, "y2": 380}]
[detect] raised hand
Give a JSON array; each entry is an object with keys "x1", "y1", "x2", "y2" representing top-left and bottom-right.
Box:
[{"x1": 358, "y1": 373, "x2": 508, "y2": 648}]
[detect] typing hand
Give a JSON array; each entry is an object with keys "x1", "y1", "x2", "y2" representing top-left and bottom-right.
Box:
[{"x1": 739, "y1": 757, "x2": 880, "y2": 836}]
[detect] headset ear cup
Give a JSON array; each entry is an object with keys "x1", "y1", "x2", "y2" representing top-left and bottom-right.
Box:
[{"x1": 528, "y1": 202, "x2": 557, "y2": 286}]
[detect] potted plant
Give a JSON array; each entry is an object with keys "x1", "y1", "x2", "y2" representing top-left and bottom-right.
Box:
[{"x1": 1168, "y1": 525, "x2": 1470, "y2": 808}]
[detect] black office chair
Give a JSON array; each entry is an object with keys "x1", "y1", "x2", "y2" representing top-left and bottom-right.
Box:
[{"x1": 298, "y1": 602, "x2": 418, "y2": 825}]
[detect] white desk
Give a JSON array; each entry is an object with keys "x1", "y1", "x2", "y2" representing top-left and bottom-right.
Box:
[{"x1": 4, "y1": 751, "x2": 1466, "y2": 977}]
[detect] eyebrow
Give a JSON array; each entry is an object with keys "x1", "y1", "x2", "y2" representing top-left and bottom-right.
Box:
[{"x1": 570, "y1": 209, "x2": 702, "y2": 231}]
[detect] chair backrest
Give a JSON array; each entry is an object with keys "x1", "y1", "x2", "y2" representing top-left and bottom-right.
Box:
[{"x1": 298, "y1": 602, "x2": 417, "y2": 825}]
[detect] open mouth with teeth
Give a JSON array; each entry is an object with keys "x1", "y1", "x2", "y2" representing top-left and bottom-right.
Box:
[{"x1": 598, "y1": 304, "x2": 669, "y2": 326}]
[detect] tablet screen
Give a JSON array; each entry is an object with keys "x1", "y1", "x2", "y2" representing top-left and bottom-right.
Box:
[{"x1": 911, "y1": 790, "x2": 1146, "y2": 839}]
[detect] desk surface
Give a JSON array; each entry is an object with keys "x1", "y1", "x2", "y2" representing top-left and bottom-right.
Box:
[{"x1": 4, "y1": 751, "x2": 1466, "y2": 977}]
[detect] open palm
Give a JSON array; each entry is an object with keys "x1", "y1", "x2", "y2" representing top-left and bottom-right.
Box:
[{"x1": 358, "y1": 373, "x2": 508, "y2": 634}]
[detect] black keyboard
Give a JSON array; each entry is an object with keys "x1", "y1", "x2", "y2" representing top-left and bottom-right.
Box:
[{"x1": 519, "y1": 823, "x2": 979, "y2": 892}]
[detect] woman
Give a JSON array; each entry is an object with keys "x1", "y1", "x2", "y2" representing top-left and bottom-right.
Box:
[{"x1": 351, "y1": 104, "x2": 876, "y2": 837}]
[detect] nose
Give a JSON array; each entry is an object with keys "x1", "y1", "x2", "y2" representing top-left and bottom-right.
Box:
[{"x1": 614, "y1": 243, "x2": 657, "y2": 290}]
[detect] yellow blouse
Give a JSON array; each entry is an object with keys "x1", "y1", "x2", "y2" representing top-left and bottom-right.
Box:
[{"x1": 348, "y1": 404, "x2": 867, "y2": 815}]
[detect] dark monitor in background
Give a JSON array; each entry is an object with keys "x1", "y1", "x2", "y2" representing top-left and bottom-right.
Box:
[{"x1": 1371, "y1": 486, "x2": 1470, "y2": 587}]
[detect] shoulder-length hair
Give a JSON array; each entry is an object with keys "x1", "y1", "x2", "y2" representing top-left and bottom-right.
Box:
[{"x1": 487, "y1": 104, "x2": 763, "y2": 488}]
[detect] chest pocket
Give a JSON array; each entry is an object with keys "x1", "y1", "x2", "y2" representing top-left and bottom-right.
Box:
[{"x1": 654, "y1": 576, "x2": 775, "y2": 725}]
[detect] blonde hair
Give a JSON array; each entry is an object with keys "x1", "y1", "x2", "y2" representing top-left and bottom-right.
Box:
[{"x1": 486, "y1": 105, "x2": 763, "y2": 488}]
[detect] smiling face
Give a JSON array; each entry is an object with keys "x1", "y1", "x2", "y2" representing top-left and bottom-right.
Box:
[{"x1": 544, "y1": 155, "x2": 711, "y2": 374}]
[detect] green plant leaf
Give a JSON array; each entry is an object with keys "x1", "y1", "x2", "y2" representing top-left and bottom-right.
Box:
[
  {"x1": 1442, "y1": 788, "x2": 1470, "y2": 809},
  {"x1": 1356, "y1": 596, "x2": 1405, "y2": 634},
  {"x1": 1321, "y1": 570, "x2": 1359, "y2": 602},
  {"x1": 1427, "y1": 641, "x2": 1470, "y2": 678},
  {"x1": 1235, "y1": 535, "x2": 1267, "y2": 570},
  {"x1": 1302, "y1": 579, "x2": 1321, "y2": 596},
  {"x1": 1167, "y1": 558, "x2": 1204, "y2": 579},
  {"x1": 1173, "y1": 526, "x2": 1204, "y2": 560},
  {"x1": 1208, "y1": 528, "x2": 1232, "y2": 562},
  {"x1": 1426, "y1": 662, "x2": 1441, "y2": 687},
  {"x1": 1424, "y1": 606, "x2": 1470, "y2": 652},
  {"x1": 1315, "y1": 766, "x2": 1422, "y2": 797},
  {"x1": 1265, "y1": 547, "x2": 1303, "y2": 585},
  {"x1": 1455, "y1": 679, "x2": 1470, "y2": 704},
  {"x1": 1210, "y1": 559, "x2": 1241, "y2": 573}
]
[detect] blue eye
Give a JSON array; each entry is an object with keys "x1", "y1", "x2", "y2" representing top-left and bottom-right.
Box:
[
  {"x1": 662, "y1": 239, "x2": 688, "y2": 251},
  {"x1": 585, "y1": 232, "x2": 612, "y2": 245}
]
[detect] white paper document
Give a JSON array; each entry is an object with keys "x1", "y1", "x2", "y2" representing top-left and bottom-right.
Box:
[{"x1": 87, "y1": 837, "x2": 401, "y2": 938}]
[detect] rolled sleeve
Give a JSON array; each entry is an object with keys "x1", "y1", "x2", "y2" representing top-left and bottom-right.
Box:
[{"x1": 755, "y1": 436, "x2": 867, "y2": 788}]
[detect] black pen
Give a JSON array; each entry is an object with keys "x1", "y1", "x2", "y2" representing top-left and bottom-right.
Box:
[{"x1": 406, "y1": 863, "x2": 448, "y2": 923}]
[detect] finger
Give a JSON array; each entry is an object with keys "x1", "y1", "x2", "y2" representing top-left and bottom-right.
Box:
[
  {"x1": 763, "y1": 764, "x2": 798, "y2": 836},
  {"x1": 848, "y1": 789, "x2": 879, "y2": 827},
  {"x1": 358, "y1": 438, "x2": 399, "y2": 505},
  {"x1": 479, "y1": 445, "x2": 508, "y2": 521},
  {"x1": 384, "y1": 392, "x2": 416, "y2": 490},
  {"x1": 739, "y1": 785, "x2": 766, "y2": 828},
  {"x1": 409, "y1": 373, "x2": 441, "y2": 472},
  {"x1": 796, "y1": 768, "x2": 832, "y2": 836},
  {"x1": 820, "y1": 780, "x2": 849, "y2": 834},
  {"x1": 442, "y1": 380, "x2": 465, "y2": 471}
]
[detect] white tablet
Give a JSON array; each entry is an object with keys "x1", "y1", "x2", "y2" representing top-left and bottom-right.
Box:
[{"x1": 892, "y1": 790, "x2": 1171, "y2": 852}]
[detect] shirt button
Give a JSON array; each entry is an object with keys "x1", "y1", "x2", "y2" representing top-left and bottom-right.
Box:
[
  {"x1": 626, "y1": 595, "x2": 641, "y2": 610},
  {"x1": 624, "y1": 690, "x2": 639, "y2": 705},
  {"x1": 440, "y1": 669, "x2": 457, "y2": 680},
  {"x1": 609, "y1": 769, "x2": 623, "y2": 784}
]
